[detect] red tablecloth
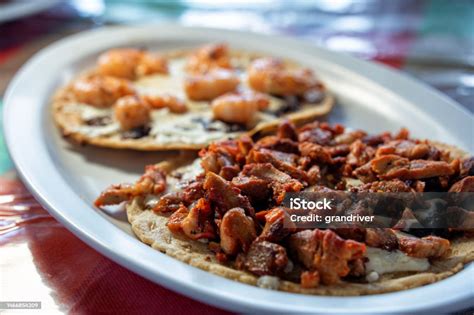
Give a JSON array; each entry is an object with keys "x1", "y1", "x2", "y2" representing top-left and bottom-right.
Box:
[{"x1": 0, "y1": 178, "x2": 231, "y2": 314}]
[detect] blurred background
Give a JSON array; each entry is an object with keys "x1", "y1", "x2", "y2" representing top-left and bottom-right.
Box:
[
  {"x1": 1, "y1": 0, "x2": 474, "y2": 109},
  {"x1": 1, "y1": 0, "x2": 473, "y2": 172}
]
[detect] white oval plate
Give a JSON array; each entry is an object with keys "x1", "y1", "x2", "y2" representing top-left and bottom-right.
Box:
[{"x1": 4, "y1": 25, "x2": 474, "y2": 314}]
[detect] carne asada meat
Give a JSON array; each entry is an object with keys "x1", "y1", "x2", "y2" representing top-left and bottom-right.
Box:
[{"x1": 96, "y1": 120, "x2": 473, "y2": 288}]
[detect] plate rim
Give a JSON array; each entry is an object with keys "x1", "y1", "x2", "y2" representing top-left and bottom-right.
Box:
[{"x1": 3, "y1": 24, "x2": 474, "y2": 314}]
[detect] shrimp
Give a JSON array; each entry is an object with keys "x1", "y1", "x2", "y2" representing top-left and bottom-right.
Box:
[
  {"x1": 142, "y1": 94, "x2": 188, "y2": 113},
  {"x1": 185, "y1": 43, "x2": 232, "y2": 74},
  {"x1": 97, "y1": 48, "x2": 144, "y2": 79},
  {"x1": 247, "y1": 57, "x2": 320, "y2": 96},
  {"x1": 135, "y1": 53, "x2": 168, "y2": 77},
  {"x1": 71, "y1": 75, "x2": 135, "y2": 108},
  {"x1": 114, "y1": 95, "x2": 151, "y2": 130},
  {"x1": 212, "y1": 91, "x2": 269, "y2": 124},
  {"x1": 184, "y1": 69, "x2": 240, "y2": 101},
  {"x1": 97, "y1": 48, "x2": 168, "y2": 80}
]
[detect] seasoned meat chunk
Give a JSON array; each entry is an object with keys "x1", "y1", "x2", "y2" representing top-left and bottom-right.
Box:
[
  {"x1": 333, "y1": 228, "x2": 366, "y2": 242},
  {"x1": 232, "y1": 175, "x2": 271, "y2": 204},
  {"x1": 376, "y1": 140, "x2": 430, "y2": 160},
  {"x1": 241, "y1": 163, "x2": 303, "y2": 204},
  {"x1": 365, "y1": 228, "x2": 398, "y2": 251},
  {"x1": 180, "y1": 198, "x2": 216, "y2": 240},
  {"x1": 353, "y1": 162, "x2": 378, "y2": 183},
  {"x1": 277, "y1": 120, "x2": 298, "y2": 140},
  {"x1": 95, "y1": 164, "x2": 166, "y2": 207},
  {"x1": 347, "y1": 140, "x2": 375, "y2": 167},
  {"x1": 397, "y1": 233, "x2": 450, "y2": 258},
  {"x1": 358, "y1": 179, "x2": 412, "y2": 193},
  {"x1": 204, "y1": 172, "x2": 254, "y2": 216},
  {"x1": 153, "y1": 191, "x2": 183, "y2": 213},
  {"x1": 244, "y1": 241, "x2": 288, "y2": 276},
  {"x1": 300, "y1": 270, "x2": 320, "y2": 288},
  {"x1": 258, "y1": 208, "x2": 296, "y2": 242},
  {"x1": 200, "y1": 142, "x2": 240, "y2": 180},
  {"x1": 334, "y1": 130, "x2": 366, "y2": 145},
  {"x1": 220, "y1": 208, "x2": 257, "y2": 255},
  {"x1": 449, "y1": 176, "x2": 474, "y2": 192},
  {"x1": 289, "y1": 229, "x2": 366, "y2": 285},
  {"x1": 248, "y1": 148, "x2": 308, "y2": 182},
  {"x1": 460, "y1": 157, "x2": 474, "y2": 177},
  {"x1": 371, "y1": 155, "x2": 454, "y2": 180},
  {"x1": 298, "y1": 142, "x2": 332, "y2": 164},
  {"x1": 256, "y1": 136, "x2": 299, "y2": 154},
  {"x1": 298, "y1": 124, "x2": 333, "y2": 145}
]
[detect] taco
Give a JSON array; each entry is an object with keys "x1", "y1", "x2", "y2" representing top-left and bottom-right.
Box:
[
  {"x1": 95, "y1": 120, "x2": 474, "y2": 295},
  {"x1": 53, "y1": 43, "x2": 333, "y2": 150}
]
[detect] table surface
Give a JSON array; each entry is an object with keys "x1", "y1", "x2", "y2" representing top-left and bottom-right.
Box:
[{"x1": 0, "y1": 1, "x2": 473, "y2": 314}]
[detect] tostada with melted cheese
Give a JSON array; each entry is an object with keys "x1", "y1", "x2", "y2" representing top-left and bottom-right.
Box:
[
  {"x1": 95, "y1": 120, "x2": 474, "y2": 295},
  {"x1": 52, "y1": 43, "x2": 333, "y2": 150}
]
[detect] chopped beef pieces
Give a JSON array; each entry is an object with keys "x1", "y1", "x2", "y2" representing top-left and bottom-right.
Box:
[
  {"x1": 232, "y1": 175, "x2": 271, "y2": 205},
  {"x1": 358, "y1": 179, "x2": 412, "y2": 193},
  {"x1": 289, "y1": 229, "x2": 366, "y2": 285},
  {"x1": 362, "y1": 132, "x2": 391, "y2": 146},
  {"x1": 241, "y1": 163, "x2": 303, "y2": 204},
  {"x1": 371, "y1": 155, "x2": 454, "y2": 180},
  {"x1": 199, "y1": 139, "x2": 251, "y2": 180},
  {"x1": 277, "y1": 120, "x2": 298, "y2": 140},
  {"x1": 257, "y1": 136, "x2": 299, "y2": 154},
  {"x1": 95, "y1": 164, "x2": 166, "y2": 207},
  {"x1": 153, "y1": 191, "x2": 183, "y2": 213},
  {"x1": 327, "y1": 144, "x2": 350, "y2": 157},
  {"x1": 179, "y1": 198, "x2": 216, "y2": 240},
  {"x1": 167, "y1": 205, "x2": 189, "y2": 234},
  {"x1": 243, "y1": 240, "x2": 288, "y2": 276},
  {"x1": 376, "y1": 140, "x2": 430, "y2": 160},
  {"x1": 347, "y1": 140, "x2": 374, "y2": 167},
  {"x1": 335, "y1": 228, "x2": 398, "y2": 251},
  {"x1": 181, "y1": 179, "x2": 205, "y2": 204},
  {"x1": 300, "y1": 270, "x2": 320, "y2": 288},
  {"x1": 258, "y1": 207, "x2": 295, "y2": 242},
  {"x1": 94, "y1": 183, "x2": 136, "y2": 207},
  {"x1": 333, "y1": 228, "x2": 366, "y2": 242},
  {"x1": 353, "y1": 162, "x2": 378, "y2": 183},
  {"x1": 397, "y1": 233, "x2": 450, "y2": 258},
  {"x1": 204, "y1": 172, "x2": 254, "y2": 216},
  {"x1": 248, "y1": 148, "x2": 308, "y2": 182},
  {"x1": 460, "y1": 157, "x2": 474, "y2": 177},
  {"x1": 220, "y1": 208, "x2": 257, "y2": 255},
  {"x1": 334, "y1": 130, "x2": 366, "y2": 145},
  {"x1": 200, "y1": 146, "x2": 239, "y2": 180},
  {"x1": 449, "y1": 176, "x2": 474, "y2": 192},
  {"x1": 97, "y1": 119, "x2": 473, "y2": 288},
  {"x1": 364, "y1": 228, "x2": 398, "y2": 250},
  {"x1": 298, "y1": 142, "x2": 332, "y2": 164},
  {"x1": 298, "y1": 126, "x2": 332, "y2": 145}
]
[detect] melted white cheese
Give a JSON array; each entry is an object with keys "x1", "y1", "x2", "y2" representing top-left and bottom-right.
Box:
[
  {"x1": 74, "y1": 123, "x2": 120, "y2": 137},
  {"x1": 149, "y1": 108, "x2": 232, "y2": 144},
  {"x1": 62, "y1": 102, "x2": 120, "y2": 136},
  {"x1": 365, "y1": 247, "x2": 429, "y2": 275},
  {"x1": 62, "y1": 102, "x2": 112, "y2": 120},
  {"x1": 257, "y1": 276, "x2": 280, "y2": 290}
]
